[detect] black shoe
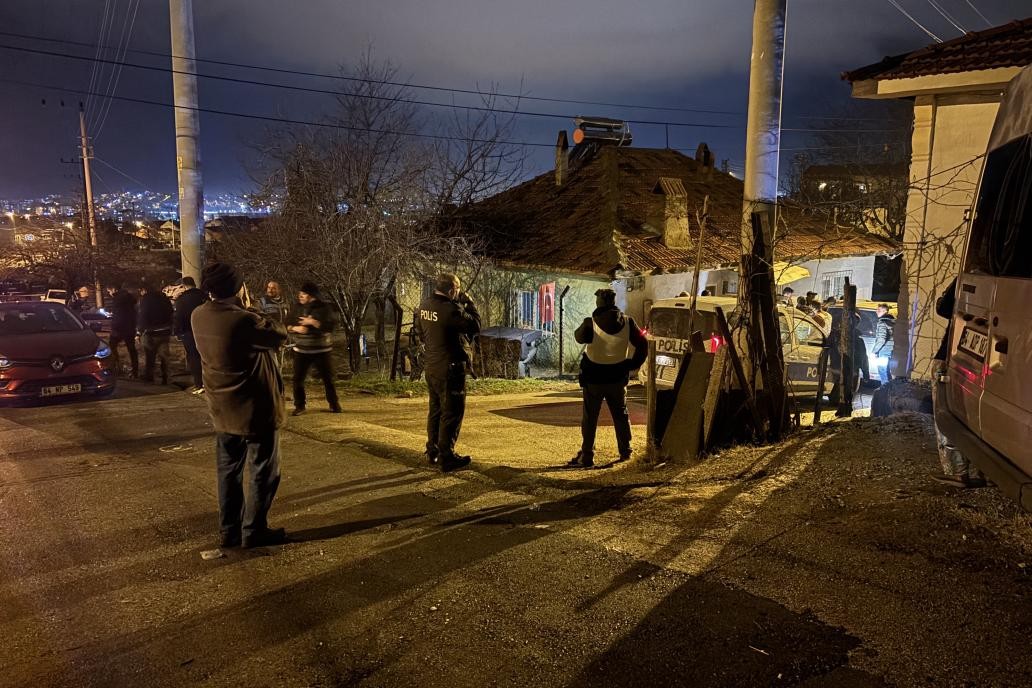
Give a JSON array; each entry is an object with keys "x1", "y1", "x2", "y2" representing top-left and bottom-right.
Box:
[
  {"x1": 440, "y1": 455, "x2": 472, "y2": 473},
  {"x1": 220, "y1": 530, "x2": 241, "y2": 548},
  {"x1": 426, "y1": 451, "x2": 439, "y2": 465},
  {"x1": 242, "y1": 527, "x2": 287, "y2": 548},
  {"x1": 328, "y1": 406, "x2": 342, "y2": 414},
  {"x1": 292, "y1": 408, "x2": 306, "y2": 417},
  {"x1": 567, "y1": 452, "x2": 594, "y2": 468}
]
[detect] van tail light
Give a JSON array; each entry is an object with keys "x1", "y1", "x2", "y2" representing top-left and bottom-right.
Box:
[
  {"x1": 710, "y1": 334, "x2": 725, "y2": 351},
  {"x1": 640, "y1": 327, "x2": 649, "y2": 337}
]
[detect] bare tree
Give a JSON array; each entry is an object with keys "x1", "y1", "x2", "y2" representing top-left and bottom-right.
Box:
[{"x1": 222, "y1": 53, "x2": 522, "y2": 372}]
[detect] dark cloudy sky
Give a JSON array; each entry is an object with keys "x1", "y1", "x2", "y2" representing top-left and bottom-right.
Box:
[{"x1": 0, "y1": 0, "x2": 1028, "y2": 199}]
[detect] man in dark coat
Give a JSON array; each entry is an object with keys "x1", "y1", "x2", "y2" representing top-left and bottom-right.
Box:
[
  {"x1": 570, "y1": 288, "x2": 648, "y2": 467},
  {"x1": 174, "y1": 276, "x2": 207, "y2": 393},
  {"x1": 414, "y1": 273, "x2": 480, "y2": 472},
  {"x1": 138, "y1": 284, "x2": 174, "y2": 385},
  {"x1": 287, "y1": 282, "x2": 340, "y2": 415},
  {"x1": 192, "y1": 262, "x2": 289, "y2": 549},
  {"x1": 67, "y1": 286, "x2": 92, "y2": 315},
  {"x1": 108, "y1": 283, "x2": 139, "y2": 378},
  {"x1": 873, "y1": 304, "x2": 895, "y2": 383}
]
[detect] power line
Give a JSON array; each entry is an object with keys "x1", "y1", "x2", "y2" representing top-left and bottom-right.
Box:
[
  {"x1": 94, "y1": 156, "x2": 148, "y2": 188},
  {"x1": 963, "y1": 0, "x2": 993, "y2": 27},
  {"x1": 84, "y1": 0, "x2": 113, "y2": 122},
  {"x1": 0, "y1": 28, "x2": 742, "y2": 117},
  {"x1": 0, "y1": 42, "x2": 910, "y2": 135},
  {"x1": 93, "y1": 0, "x2": 142, "y2": 141},
  {"x1": 0, "y1": 28, "x2": 909, "y2": 125},
  {"x1": 885, "y1": 0, "x2": 943, "y2": 42},
  {"x1": 925, "y1": 0, "x2": 967, "y2": 34},
  {"x1": 0, "y1": 42, "x2": 741, "y2": 131}
]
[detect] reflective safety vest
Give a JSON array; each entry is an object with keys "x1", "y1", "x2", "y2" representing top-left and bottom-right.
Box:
[{"x1": 585, "y1": 319, "x2": 630, "y2": 364}]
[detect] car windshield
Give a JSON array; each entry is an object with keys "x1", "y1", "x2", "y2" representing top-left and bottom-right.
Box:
[
  {"x1": 0, "y1": 304, "x2": 84, "y2": 335},
  {"x1": 648, "y1": 308, "x2": 722, "y2": 339}
]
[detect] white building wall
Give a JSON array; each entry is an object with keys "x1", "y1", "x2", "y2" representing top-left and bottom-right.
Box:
[
  {"x1": 897, "y1": 94, "x2": 999, "y2": 380},
  {"x1": 617, "y1": 269, "x2": 739, "y2": 324},
  {"x1": 780, "y1": 255, "x2": 877, "y2": 302}
]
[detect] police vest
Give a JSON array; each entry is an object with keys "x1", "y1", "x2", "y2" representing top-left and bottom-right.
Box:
[{"x1": 586, "y1": 319, "x2": 630, "y2": 365}]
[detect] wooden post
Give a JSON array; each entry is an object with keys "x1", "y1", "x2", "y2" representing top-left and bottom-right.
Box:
[
  {"x1": 716, "y1": 306, "x2": 764, "y2": 440},
  {"x1": 836, "y1": 279, "x2": 857, "y2": 417},
  {"x1": 688, "y1": 195, "x2": 709, "y2": 331},
  {"x1": 646, "y1": 340, "x2": 658, "y2": 456},
  {"x1": 812, "y1": 345, "x2": 830, "y2": 426},
  {"x1": 388, "y1": 295, "x2": 403, "y2": 381}
]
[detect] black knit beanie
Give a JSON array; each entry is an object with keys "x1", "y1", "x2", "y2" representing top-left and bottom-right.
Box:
[
  {"x1": 300, "y1": 282, "x2": 321, "y2": 299},
  {"x1": 201, "y1": 262, "x2": 243, "y2": 299}
]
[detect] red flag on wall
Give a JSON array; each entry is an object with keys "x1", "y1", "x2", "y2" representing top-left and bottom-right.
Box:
[{"x1": 539, "y1": 282, "x2": 556, "y2": 324}]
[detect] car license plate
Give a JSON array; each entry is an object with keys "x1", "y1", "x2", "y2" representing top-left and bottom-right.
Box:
[
  {"x1": 655, "y1": 354, "x2": 676, "y2": 367},
  {"x1": 958, "y1": 327, "x2": 989, "y2": 360},
  {"x1": 41, "y1": 383, "x2": 81, "y2": 397}
]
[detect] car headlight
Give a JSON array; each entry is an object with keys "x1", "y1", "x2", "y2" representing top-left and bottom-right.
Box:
[
  {"x1": 0, "y1": 356, "x2": 10, "y2": 369},
  {"x1": 95, "y1": 342, "x2": 112, "y2": 359}
]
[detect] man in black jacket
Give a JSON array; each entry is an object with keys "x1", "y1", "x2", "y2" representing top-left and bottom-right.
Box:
[
  {"x1": 414, "y1": 273, "x2": 480, "y2": 472},
  {"x1": 138, "y1": 283, "x2": 174, "y2": 385},
  {"x1": 174, "y1": 276, "x2": 207, "y2": 393},
  {"x1": 287, "y1": 282, "x2": 340, "y2": 415},
  {"x1": 570, "y1": 288, "x2": 648, "y2": 467},
  {"x1": 108, "y1": 283, "x2": 139, "y2": 378},
  {"x1": 192, "y1": 262, "x2": 289, "y2": 549}
]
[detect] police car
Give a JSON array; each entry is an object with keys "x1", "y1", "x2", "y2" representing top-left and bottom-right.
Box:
[{"x1": 641, "y1": 295, "x2": 859, "y2": 398}]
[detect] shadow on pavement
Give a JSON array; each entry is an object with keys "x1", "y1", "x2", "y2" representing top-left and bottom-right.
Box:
[{"x1": 489, "y1": 400, "x2": 646, "y2": 427}]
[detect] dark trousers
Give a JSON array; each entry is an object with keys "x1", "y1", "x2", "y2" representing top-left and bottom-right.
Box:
[
  {"x1": 141, "y1": 332, "x2": 171, "y2": 383},
  {"x1": 581, "y1": 382, "x2": 632, "y2": 459},
  {"x1": 426, "y1": 364, "x2": 467, "y2": 459},
  {"x1": 109, "y1": 331, "x2": 138, "y2": 376},
  {"x1": 293, "y1": 351, "x2": 339, "y2": 410},
  {"x1": 182, "y1": 333, "x2": 203, "y2": 388},
  {"x1": 215, "y1": 431, "x2": 281, "y2": 538}
]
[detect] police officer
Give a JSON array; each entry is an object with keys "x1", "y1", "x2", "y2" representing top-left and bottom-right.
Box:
[
  {"x1": 569, "y1": 288, "x2": 648, "y2": 467},
  {"x1": 415, "y1": 273, "x2": 480, "y2": 472}
]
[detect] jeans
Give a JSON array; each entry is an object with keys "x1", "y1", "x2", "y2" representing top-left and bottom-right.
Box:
[
  {"x1": 182, "y1": 333, "x2": 203, "y2": 388},
  {"x1": 109, "y1": 331, "x2": 138, "y2": 376},
  {"x1": 426, "y1": 364, "x2": 467, "y2": 460},
  {"x1": 215, "y1": 431, "x2": 281, "y2": 539},
  {"x1": 293, "y1": 351, "x2": 339, "y2": 410},
  {"x1": 876, "y1": 353, "x2": 891, "y2": 383},
  {"x1": 141, "y1": 332, "x2": 171, "y2": 383},
  {"x1": 581, "y1": 382, "x2": 632, "y2": 459}
]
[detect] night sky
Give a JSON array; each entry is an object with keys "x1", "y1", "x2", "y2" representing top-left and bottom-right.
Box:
[{"x1": 1, "y1": 0, "x2": 1028, "y2": 199}]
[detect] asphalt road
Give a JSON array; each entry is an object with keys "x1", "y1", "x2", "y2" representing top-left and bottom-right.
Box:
[{"x1": 0, "y1": 383, "x2": 882, "y2": 688}]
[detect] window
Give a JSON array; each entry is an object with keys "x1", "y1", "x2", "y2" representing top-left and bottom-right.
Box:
[
  {"x1": 648, "y1": 308, "x2": 719, "y2": 339},
  {"x1": 966, "y1": 135, "x2": 1032, "y2": 278},
  {"x1": 794, "y1": 319, "x2": 824, "y2": 345},
  {"x1": 721, "y1": 279, "x2": 738, "y2": 295},
  {"x1": 820, "y1": 270, "x2": 853, "y2": 300},
  {"x1": 778, "y1": 314, "x2": 791, "y2": 344},
  {"x1": 516, "y1": 290, "x2": 536, "y2": 328},
  {"x1": 421, "y1": 279, "x2": 434, "y2": 301}
]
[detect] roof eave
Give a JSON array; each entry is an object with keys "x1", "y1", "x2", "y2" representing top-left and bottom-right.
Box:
[{"x1": 850, "y1": 66, "x2": 1022, "y2": 100}]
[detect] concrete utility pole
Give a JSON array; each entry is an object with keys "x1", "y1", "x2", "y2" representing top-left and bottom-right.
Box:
[
  {"x1": 169, "y1": 0, "x2": 204, "y2": 283},
  {"x1": 741, "y1": 0, "x2": 787, "y2": 256},
  {"x1": 78, "y1": 107, "x2": 103, "y2": 308},
  {"x1": 737, "y1": 0, "x2": 789, "y2": 440}
]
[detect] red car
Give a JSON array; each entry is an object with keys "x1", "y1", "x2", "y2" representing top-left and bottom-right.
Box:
[{"x1": 0, "y1": 301, "x2": 116, "y2": 404}]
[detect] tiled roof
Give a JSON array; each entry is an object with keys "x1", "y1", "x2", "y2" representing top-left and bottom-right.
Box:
[
  {"x1": 843, "y1": 18, "x2": 1032, "y2": 83},
  {"x1": 459, "y1": 146, "x2": 898, "y2": 278}
]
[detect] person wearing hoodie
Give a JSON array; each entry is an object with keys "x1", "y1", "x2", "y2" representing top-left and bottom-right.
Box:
[
  {"x1": 569, "y1": 288, "x2": 648, "y2": 468},
  {"x1": 287, "y1": 282, "x2": 341, "y2": 415},
  {"x1": 174, "y1": 276, "x2": 208, "y2": 393},
  {"x1": 108, "y1": 283, "x2": 139, "y2": 378}
]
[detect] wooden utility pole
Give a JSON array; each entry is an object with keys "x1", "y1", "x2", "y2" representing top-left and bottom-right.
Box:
[
  {"x1": 170, "y1": 0, "x2": 205, "y2": 283},
  {"x1": 78, "y1": 107, "x2": 103, "y2": 308},
  {"x1": 737, "y1": 0, "x2": 789, "y2": 440}
]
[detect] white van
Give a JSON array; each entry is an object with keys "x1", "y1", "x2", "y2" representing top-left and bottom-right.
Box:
[
  {"x1": 936, "y1": 64, "x2": 1032, "y2": 510},
  {"x1": 642, "y1": 295, "x2": 861, "y2": 399}
]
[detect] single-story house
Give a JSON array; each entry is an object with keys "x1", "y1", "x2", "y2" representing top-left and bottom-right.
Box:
[
  {"x1": 843, "y1": 18, "x2": 1032, "y2": 379},
  {"x1": 455, "y1": 130, "x2": 898, "y2": 369}
]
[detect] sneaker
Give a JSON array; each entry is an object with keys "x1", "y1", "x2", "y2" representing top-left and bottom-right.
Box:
[
  {"x1": 242, "y1": 527, "x2": 287, "y2": 549},
  {"x1": 567, "y1": 452, "x2": 594, "y2": 468},
  {"x1": 190, "y1": 387, "x2": 205, "y2": 396},
  {"x1": 440, "y1": 455, "x2": 472, "y2": 473},
  {"x1": 291, "y1": 408, "x2": 306, "y2": 417}
]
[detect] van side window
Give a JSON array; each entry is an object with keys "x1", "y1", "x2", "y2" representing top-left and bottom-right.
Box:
[
  {"x1": 779, "y1": 314, "x2": 791, "y2": 344},
  {"x1": 966, "y1": 135, "x2": 1032, "y2": 278}
]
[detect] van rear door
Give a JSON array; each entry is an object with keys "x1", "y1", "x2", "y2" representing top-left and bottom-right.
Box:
[{"x1": 963, "y1": 134, "x2": 1032, "y2": 473}]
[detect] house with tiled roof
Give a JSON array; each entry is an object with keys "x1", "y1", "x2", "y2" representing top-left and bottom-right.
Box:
[
  {"x1": 844, "y1": 17, "x2": 1032, "y2": 380},
  {"x1": 451, "y1": 131, "x2": 897, "y2": 369}
]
